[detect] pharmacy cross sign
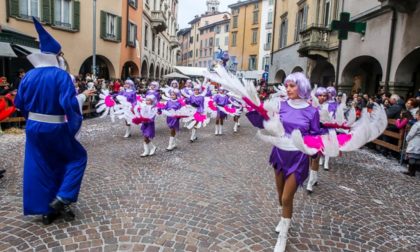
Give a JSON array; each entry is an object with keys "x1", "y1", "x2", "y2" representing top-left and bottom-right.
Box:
[{"x1": 331, "y1": 12, "x2": 366, "y2": 40}]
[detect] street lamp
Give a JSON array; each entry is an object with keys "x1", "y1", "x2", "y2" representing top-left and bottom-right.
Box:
[{"x1": 92, "y1": 0, "x2": 97, "y2": 79}]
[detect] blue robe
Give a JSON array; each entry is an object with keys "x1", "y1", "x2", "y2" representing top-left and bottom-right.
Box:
[{"x1": 14, "y1": 64, "x2": 87, "y2": 215}]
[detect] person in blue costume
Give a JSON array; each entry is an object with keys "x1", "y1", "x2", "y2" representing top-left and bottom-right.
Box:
[{"x1": 14, "y1": 17, "x2": 88, "y2": 225}]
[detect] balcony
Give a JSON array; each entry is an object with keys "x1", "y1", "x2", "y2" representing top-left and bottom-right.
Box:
[
  {"x1": 170, "y1": 35, "x2": 180, "y2": 49},
  {"x1": 378, "y1": 0, "x2": 417, "y2": 13},
  {"x1": 297, "y1": 25, "x2": 338, "y2": 59},
  {"x1": 264, "y1": 43, "x2": 271, "y2": 51},
  {"x1": 151, "y1": 11, "x2": 167, "y2": 33}
]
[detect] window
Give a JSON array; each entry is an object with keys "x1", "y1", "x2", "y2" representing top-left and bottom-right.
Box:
[
  {"x1": 249, "y1": 55, "x2": 257, "y2": 70},
  {"x1": 268, "y1": 11, "x2": 273, "y2": 24},
  {"x1": 54, "y1": 0, "x2": 73, "y2": 28},
  {"x1": 216, "y1": 38, "x2": 220, "y2": 47},
  {"x1": 209, "y1": 38, "x2": 213, "y2": 47},
  {"x1": 196, "y1": 49, "x2": 198, "y2": 57},
  {"x1": 200, "y1": 40, "x2": 203, "y2": 48},
  {"x1": 190, "y1": 36, "x2": 193, "y2": 43},
  {"x1": 267, "y1": 32, "x2": 272, "y2": 44},
  {"x1": 224, "y1": 36, "x2": 228, "y2": 46},
  {"x1": 105, "y1": 13, "x2": 117, "y2": 39},
  {"x1": 145, "y1": 25, "x2": 149, "y2": 47},
  {"x1": 204, "y1": 49, "x2": 207, "y2": 56},
  {"x1": 279, "y1": 18, "x2": 288, "y2": 48},
  {"x1": 294, "y1": 5, "x2": 308, "y2": 41},
  {"x1": 101, "y1": 11, "x2": 121, "y2": 42},
  {"x1": 158, "y1": 37, "x2": 161, "y2": 55},
  {"x1": 200, "y1": 49, "x2": 203, "y2": 57},
  {"x1": 269, "y1": 0, "x2": 274, "y2": 5},
  {"x1": 225, "y1": 24, "x2": 229, "y2": 32},
  {"x1": 210, "y1": 27, "x2": 214, "y2": 32},
  {"x1": 209, "y1": 48, "x2": 212, "y2": 56},
  {"x1": 324, "y1": 0, "x2": 331, "y2": 26},
  {"x1": 232, "y1": 8, "x2": 239, "y2": 15},
  {"x1": 231, "y1": 32, "x2": 237, "y2": 47},
  {"x1": 252, "y1": 29, "x2": 258, "y2": 44},
  {"x1": 196, "y1": 34, "x2": 199, "y2": 41},
  {"x1": 253, "y1": 11, "x2": 258, "y2": 24},
  {"x1": 128, "y1": 22, "x2": 137, "y2": 47},
  {"x1": 254, "y1": 3, "x2": 258, "y2": 9},
  {"x1": 233, "y1": 16, "x2": 238, "y2": 28},
  {"x1": 216, "y1": 26, "x2": 221, "y2": 34},
  {"x1": 19, "y1": 0, "x2": 41, "y2": 18},
  {"x1": 129, "y1": 0, "x2": 138, "y2": 8},
  {"x1": 205, "y1": 39, "x2": 208, "y2": 47}
]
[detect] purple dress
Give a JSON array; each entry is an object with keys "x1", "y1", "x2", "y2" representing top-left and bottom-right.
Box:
[
  {"x1": 118, "y1": 90, "x2": 137, "y2": 105},
  {"x1": 247, "y1": 101, "x2": 320, "y2": 185},
  {"x1": 146, "y1": 90, "x2": 161, "y2": 101},
  {"x1": 140, "y1": 105, "x2": 156, "y2": 139},
  {"x1": 164, "y1": 99, "x2": 182, "y2": 131},
  {"x1": 186, "y1": 95, "x2": 205, "y2": 114},
  {"x1": 213, "y1": 94, "x2": 230, "y2": 119}
]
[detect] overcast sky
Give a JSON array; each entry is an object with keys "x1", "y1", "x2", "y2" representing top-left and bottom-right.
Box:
[{"x1": 178, "y1": 0, "x2": 237, "y2": 29}]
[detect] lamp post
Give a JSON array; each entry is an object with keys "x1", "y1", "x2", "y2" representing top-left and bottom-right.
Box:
[{"x1": 92, "y1": 0, "x2": 97, "y2": 79}]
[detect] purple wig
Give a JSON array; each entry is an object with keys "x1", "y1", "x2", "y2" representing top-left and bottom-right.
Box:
[
  {"x1": 315, "y1": 87, "x2": 328, "y2": 97},
  {"x1": 284, "y1": 72, "x2": 311, "y2": 100},
  {"x1": 169, "y1": 88, "x2": 180, "y2": 96},
  {"x1": 326, "y1": 86, "x2": 337, "y2": 100},
  {"x1": 170, "y1": 80, "x2": 179, "y2": 88},
  {"x1": 124, "y1": 79, "x2": 135, "y2": 90},
  {"x1": 149, "y1": 81, "x2": 160, "y2": 90},
  {"x1": 145, "y1": 94, "x2": 157, "y2": 105}
]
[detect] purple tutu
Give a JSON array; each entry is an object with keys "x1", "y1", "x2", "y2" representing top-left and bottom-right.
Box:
[
  {"x1": 217, "y1": 110, "x2": 227, "y2": 120},
  {"x1": 166, "y1": 117, "x2": 180, "y2": 131},
  {"x1": 141, "y1": 121, "x2": 155, "y2": 139},
  {"x1": 269, "y1": 147, "x2": 309, "y2": 186}
]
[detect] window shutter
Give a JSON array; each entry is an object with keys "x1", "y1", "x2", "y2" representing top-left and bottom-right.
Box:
[
  {"x1": 10, "y1": 0, "x2": 20, "y2": 17},
  {"x1": 285, "y1": 19, "x2": 288, "y2": 46},
  {"x1": 42, "y1": 0, "x2": 50, "y2": 23},
  {"x1": 116, "y1": 16, "x2": 122, "y2": 42},
  {"x1": 72, "y1": 1, "x2": 80, "y2": 30},
  {"x1": 100, "y1": 11, "x2": 106, "y2": 39},
  {"x1": 303, "y1": 5, "x2": 308, "y2": 30},
  {"x1": 50, "y1": 0, "x2": 55, "y2": 23}
]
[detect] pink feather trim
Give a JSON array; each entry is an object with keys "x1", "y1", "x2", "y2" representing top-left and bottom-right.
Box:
[
  {"x1": 322, "y1": 123, "x2": 351, "y2": 130},
  {"x1": 136, "y1": 95, "x2": 143, "y2": 102},
  {"x1": 156, "y1": 102, "x2": 166, "y2": 109},
  {"x1": 178, "y1": 98, "x2": 186, "y2": 106},
  {"x1": 224, "y1": 105, "x2": 236, "y2": 114},
  {"x1": 303, "y1": 135, "x2": 324, "y2": 150},
  {"x1": 105, "y1": 96, "x2": 115, "y2": 107},
  {"x1": 132, "y1": 117, "x2": 151, "y2": 125},
  {"x1": 242, "y1": 97, "x2": 269, "y2": 120},
  {"x1": 208, "y1": 100, "x2": 217, "y2": 111},
  {"x1": 193, "y1": 112, "x2": 207, "y2": 122},
  {"x1": 337, "y1": 134, "x2": 352, "y2": 147}
]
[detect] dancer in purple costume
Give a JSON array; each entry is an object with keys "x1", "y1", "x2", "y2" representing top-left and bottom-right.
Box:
[
  {"x1": 163, "y1": 89, "x2": 182, "y2": 150},
  {"x1": 140, "y1": 95, "x2": 158, "y2": 157},
  {"x1": 230, "y1": 96, "x2": 243, "y2": 132},
  {"x1": 146, "y1": 81, "x2": 161, "y2": 101},
  {"x1": 213, "y1": 87, "x2": 230, "y2": 135},
  {"x1": 185, "y1": 83, "x2": 205, "y2": 142},
  {"x1": 119, "y1": 79, "x2": 137, "y2": 138},
  {"x1": 181, "y1": 79, "x2": 193, "y2": 97},
  {"x1": 246, "y1": 72, "x2": 320, "y2": 252}
]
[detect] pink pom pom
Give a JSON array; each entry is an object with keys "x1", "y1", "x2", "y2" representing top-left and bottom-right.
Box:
[{"x1": 105, "y1": 96, "x2": 115, "y2": 107}]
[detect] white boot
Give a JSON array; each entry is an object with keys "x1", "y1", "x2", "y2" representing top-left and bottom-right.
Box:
[
  {"x1": 124, "y1": 125, "x2": 131, "y2": 138},
  {"x1": 215, "y1": 125, "x2": 219, "y2": 135},
  {"x1": 190, "y1": 129, "x2": 197, "y2": 142},
  {"x1": 319, "y1": 156, "x2": 324, "y2": 165},
  {"x1": 166, "y1": 137, "x2": 176, "y2": 151},
  {"x1": 306, "y1": 170, "x2": 318, "y2": 193},
  {"x1": 219, "y1": 125, "x2": 223, "y2": 135},
  {"x1": 274, "y1": 217, "x2": 291, "y2": 252},
  {"x1": 324, "y1": 156, "x2": 330, "y2": 170},
  {"x1": 141, "y1": 143, "x2": 149, "y2": 157},
  {"x1": 149, "y1": 142, "x2": 157, "y2": 156},
  {"x1": 233, "y1": 122, "x2": 238, "y2": 132}
]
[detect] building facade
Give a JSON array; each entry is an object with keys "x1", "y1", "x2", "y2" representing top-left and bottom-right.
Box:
[
  {"x1": 258, "y1": 0, "x2": 274, "y2": 73},
  {"x1": 228, "y1": 0, "x2": 262, "y2": 74},
  {"x1": 176, "y1": 27, "x2": 192, "y2": 66},
  {"x1": 337, "y1": 0, "x2": 420, "y2": 97},
  {"x1": 140, "y1": 0, "x2": 179, "y2": 80}
]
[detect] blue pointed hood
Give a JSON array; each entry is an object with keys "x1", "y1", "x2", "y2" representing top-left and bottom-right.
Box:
[{"x1": 32, "y1": 17, "x2": 61, "y2": 55}]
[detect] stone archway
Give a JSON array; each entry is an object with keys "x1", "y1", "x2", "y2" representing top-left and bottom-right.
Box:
[
  {"x1": 161, "y1": 68, "x2": 164, "y2": 78},
  {"x1": 395, "y1": 48, "x2": 420, "y2": 96},
  {"x1": 292, "y1": 66, "x2": 304, "y2": 73},
  {"x1": 149, "y1": 63, "x2": 155, "y2": 80},
  {"x1": 141, "y1": 59, "x2": 148, "y2": 78},
  {"x1": 341, "y1": 56, "x2": 383, "y2": 95},
  {"x1": 156, "y1": 65, "x2": 160, "y2": 79},
  {"x1": 79, "y1": 55, "x2": 116, "y2": 80},
  {"x1": 274, "y1": 69, "x2": 286, "y2": 84},
  {"x1": 310, "y1": 61, "x2": 335, "y2": 87},
  {"x1": 121, "y1": 61, "x2": 139, "y2": 80}
]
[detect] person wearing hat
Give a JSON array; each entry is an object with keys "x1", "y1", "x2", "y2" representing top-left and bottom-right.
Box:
[
  {"x1": 119, "y1": 79, "x2": 137, "y2": 138},
  {"x1": 213, "y1": 86, "x2": 230, "y2": 135},
  {"x1": 14, "y1": 17, "x2": 88, "y2": 225},
  {"x1": 140, "y1": 94, "x2": 158, "y2": 157},
  {"x1": 185, "y1": 82, "x2": 206, "y2": 142}
]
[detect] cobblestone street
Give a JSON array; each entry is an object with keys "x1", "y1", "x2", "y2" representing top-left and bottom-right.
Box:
[{"x1": 0, "y1": 117, "x2": 419, "y2": 252}]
